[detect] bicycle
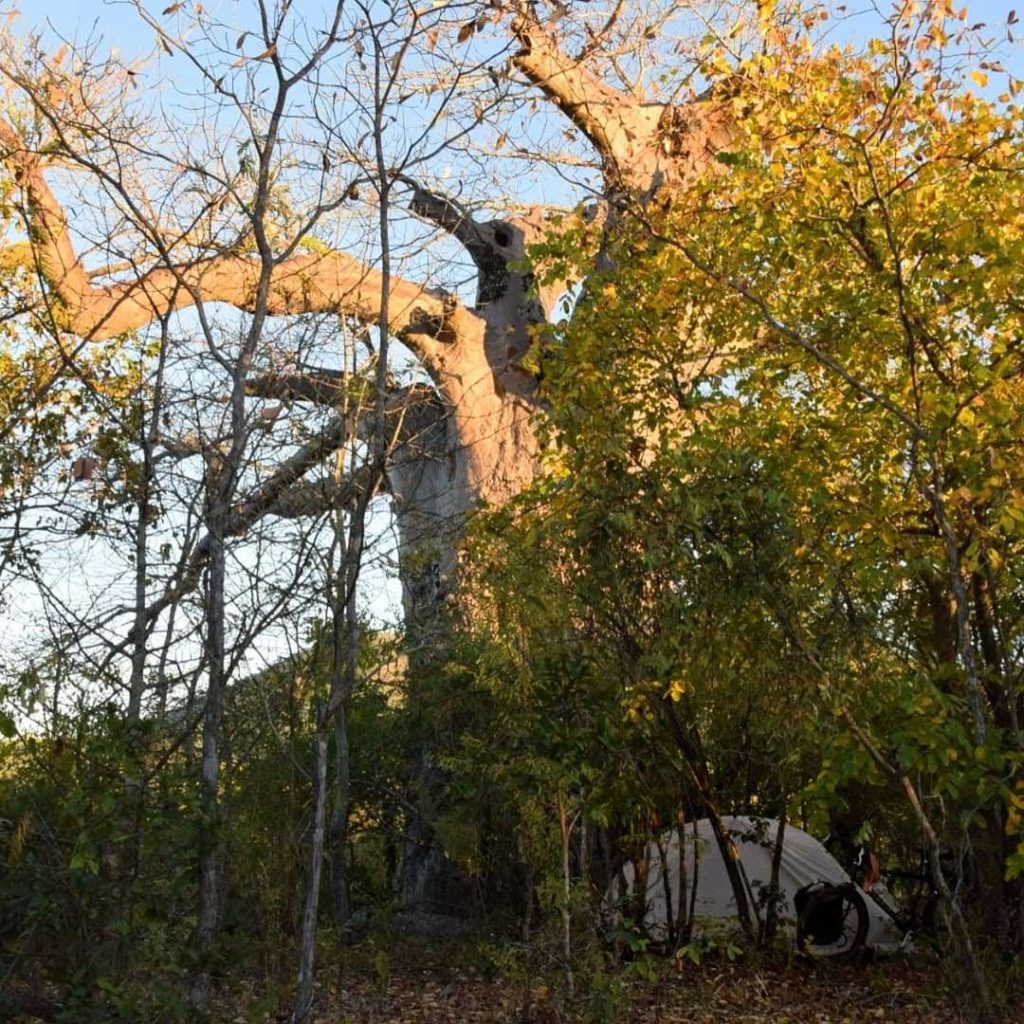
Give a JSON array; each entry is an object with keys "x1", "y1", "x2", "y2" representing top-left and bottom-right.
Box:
[
  {"x1": 794, "y1": 839, "x2": 947, "y2": 958},
  {"x1": 873, "y1": 847, "x2": 946, "y2": 939}
]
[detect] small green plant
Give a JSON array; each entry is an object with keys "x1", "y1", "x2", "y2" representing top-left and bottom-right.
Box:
[{"x1": 674, "y1": 935, "x2": 743, "y2": 969}]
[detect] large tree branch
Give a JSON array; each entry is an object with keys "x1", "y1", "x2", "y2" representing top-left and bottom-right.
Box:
[
  {"x1": 224, "y1": 420, "x2": 349, "y2": 528},
  {"x1": 0, "y1": 122, "x2": 474, "y2": 370},
  {"x1": 245, "y1": 375, "x2": 444, "y2": 459},
  {"x1": 399, "y1": 175, "x2": 530, "y2": 309},
  {"x1": 401, "y1": 176, "x2": 489, "y2": 259},
  {"x1": 511, "y1": 7, "x2": 734, "y2": 194},
  {"x1": 511, "y1": 6, "x2": 641, "y2": 162},
  {"x1": 262, "y1": 475, "x2": 368, "y2": 520},
  {"x1": 397, "y1": 175, "x2": 563, "y2": 347},
  {"x1": 247, "y1": 367, "x2": 348, "y2": 405}
]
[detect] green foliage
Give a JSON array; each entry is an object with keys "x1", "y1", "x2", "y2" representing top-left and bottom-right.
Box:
[
  {"x1": 464, "y1": 0, "x2": 1024, "y2": 963},
  {"x1": 0, "y1": 712, "x2": 198, "y2": 1021},
  {"x1": 0, "y1": 626, "x2": 412, "y2": 1016}
]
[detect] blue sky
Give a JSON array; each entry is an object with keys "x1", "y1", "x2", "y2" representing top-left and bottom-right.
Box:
[{"x1": 16, "y1": 1, "x2": 1024, "y2": 80}]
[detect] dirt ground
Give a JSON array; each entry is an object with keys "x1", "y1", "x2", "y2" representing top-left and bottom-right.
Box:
[{"x1": 232, "y1": 947, "x2": 1016, "y2": 1024}]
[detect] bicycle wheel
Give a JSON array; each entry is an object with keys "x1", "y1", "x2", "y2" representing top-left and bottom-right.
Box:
[{"x1": 795, "y1": 882, "x2": 869, "y2": 959}]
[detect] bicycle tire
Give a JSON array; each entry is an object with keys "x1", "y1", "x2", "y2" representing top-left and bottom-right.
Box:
[{"x1": 795, "y1": 882, "x2": 869, "y2": 959}]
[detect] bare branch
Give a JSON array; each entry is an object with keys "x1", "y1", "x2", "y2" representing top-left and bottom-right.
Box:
[{"x1": 124, "y1": 414, "x2": 371, "y2": 651}]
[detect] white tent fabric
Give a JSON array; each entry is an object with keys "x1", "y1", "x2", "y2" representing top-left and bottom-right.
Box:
[{"x1": 612, "y1": 816, "x2": 906, "y2": 953}]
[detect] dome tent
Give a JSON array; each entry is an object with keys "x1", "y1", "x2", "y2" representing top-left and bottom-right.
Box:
[{"x1": 611, "y1": 816, "x2": 907, "y2": 956}]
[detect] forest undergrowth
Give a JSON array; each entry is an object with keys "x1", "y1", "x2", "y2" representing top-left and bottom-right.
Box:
[{"x1": 213, "y1": 936, "x2": 1009, "y2": 1024}]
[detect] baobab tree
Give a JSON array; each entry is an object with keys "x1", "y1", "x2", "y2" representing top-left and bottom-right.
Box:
[
  {"x1": 0, "y1": 0, "x2": 755, "y2": 988},
  {"x1": 0, "y1": 5, "x2": 739, "y2": 966},
  {"x1": 0, "y1": 1, "x2": 735, "y2": 623},
  {"x1": 4, "y1": 4, "x2": 1020, "y2": 1021}
]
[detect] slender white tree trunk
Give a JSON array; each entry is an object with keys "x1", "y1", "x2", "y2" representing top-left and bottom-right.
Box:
[{"x1": 292, "y1": 730, "x2": 330, "y2": 1024}]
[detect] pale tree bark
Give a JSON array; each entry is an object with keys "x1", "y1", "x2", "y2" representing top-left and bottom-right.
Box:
[
  {"x1": 0, "y1": 5, "x2": 736, "y2": 561},
  {"x1": 511, "y1": 4, "x2": 736, "y2": 198},
  {"x1": 0, "y1": 0, "x2": 740, "y2": 934}
]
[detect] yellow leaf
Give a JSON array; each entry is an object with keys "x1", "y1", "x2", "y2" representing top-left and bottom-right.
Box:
[{"x1": 971, "y1": 69, "x2": 989, "y2": 87}]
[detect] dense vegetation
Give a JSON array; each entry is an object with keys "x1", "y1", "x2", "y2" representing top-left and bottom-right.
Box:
[{"x1": 1, "y1": 2, "x2": 1023, "y2": 1022}]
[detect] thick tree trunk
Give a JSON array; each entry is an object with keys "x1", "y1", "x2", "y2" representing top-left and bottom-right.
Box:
[{"x1": 0, "y1": 8, "x2": 736, "y2": 925}]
